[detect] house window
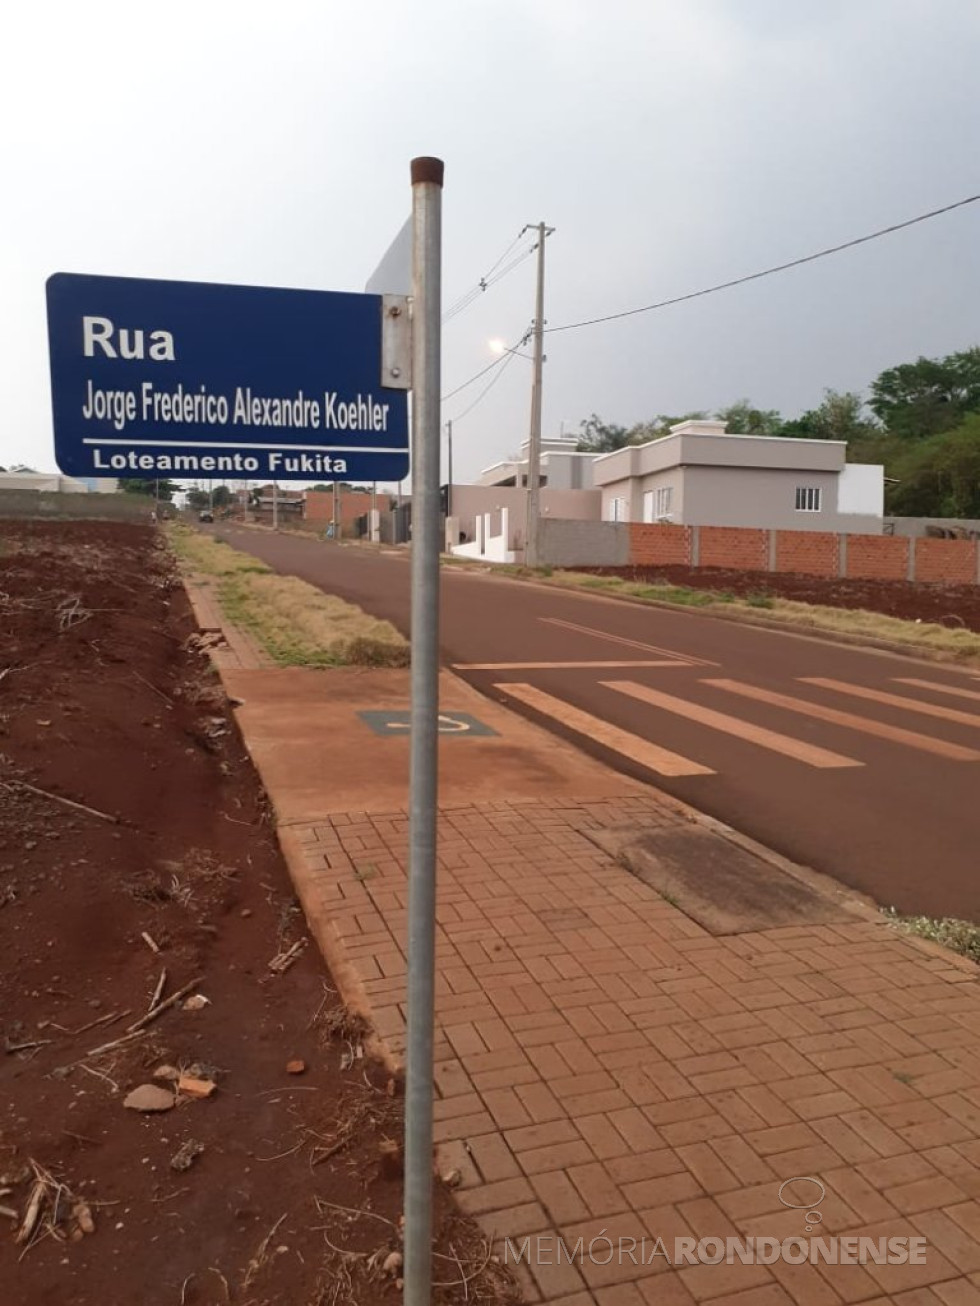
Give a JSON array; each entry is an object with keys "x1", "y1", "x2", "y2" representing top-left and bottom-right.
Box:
[
  {"x1": 643, "y1": 487, "x2": 674, "y2": 522},
  {"x1": 606, "y1": 496, "x2": 628, "y2": 522},
  {"x1": 795, "y1": 486, "x2": 822, "y2": 512}
]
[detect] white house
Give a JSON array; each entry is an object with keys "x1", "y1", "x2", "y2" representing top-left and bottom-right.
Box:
[{"x1": 478, "y1": 435, "x2": 599, "y2": 491}]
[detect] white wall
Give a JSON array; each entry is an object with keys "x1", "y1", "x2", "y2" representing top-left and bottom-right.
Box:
[
  {"x1": 838, "y1": 463, "x2": 884, "y2": 517},
  {"x1": 451, "y1": 508, "x2": 518, "y2": 563}
]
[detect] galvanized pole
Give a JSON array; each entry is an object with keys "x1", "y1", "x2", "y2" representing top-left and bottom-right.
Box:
[
  {"x1": 404, "y1": 154, "x2": 443, "y2": 1306},
  {"x1": 525, "y1": 222, "x2": 551, "y2": 567},
  {"x1": 272, "y1": 479, "x2": 279, "y2": 531}
]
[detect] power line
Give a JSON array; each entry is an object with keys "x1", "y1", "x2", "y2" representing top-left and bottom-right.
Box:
[
  {"x1": 545, "y1": 193, "x2": 980, "y2": 335},
  {"x1": 448, "y1": 346, "x2": 521, "y2": 422},
  {"x1": 443, "y1": 246, "x2": 536, "y2": 323},
  {"x1": 441, "y1": 326, "x2": 531, "y2": 402},
  {"x1": 442, "y1": 230, "x2": 537, "y2": 324}
]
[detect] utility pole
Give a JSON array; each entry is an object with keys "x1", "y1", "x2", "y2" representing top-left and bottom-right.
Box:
[
  {"x1": 525, "y1": 221, "x2": 553, "y2": 567},
  {"x1": 446, "y1": 420, "x2": 453, "y2": 521},
  {"x1": 272, "y1": 479, "x2": 279, "y2": 531}
]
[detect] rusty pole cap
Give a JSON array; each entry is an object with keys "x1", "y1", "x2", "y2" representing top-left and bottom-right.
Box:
[{"x1": 410, "y1": 156, "x2": 445, "y2": 187}]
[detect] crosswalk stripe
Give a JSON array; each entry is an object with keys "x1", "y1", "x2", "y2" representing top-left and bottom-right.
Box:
[
  {"x1": 603, "y1": 681, "x2": 863, "y2": 770},
  {"x1": 894, "y1": 677, "x2": 980, "y2": 704},
  {"x1": 802, "y1": 677, "x2": 980, "y2": 729},
  {"x1": 706, "y1": 679, "x2": 980, "y2": 762},
  {"x1": 539, "y1": 617, "x2": 714, "y2": 666},
  {"x1": 494, "y1": 682, "x2": 714, "y2": 777},
  {"x1": 454, "y1": 660, "x2": 686, "y2": 670}
]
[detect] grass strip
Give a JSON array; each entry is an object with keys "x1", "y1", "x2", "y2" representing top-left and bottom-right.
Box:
[
  {"x1": 168, "y1": 525, "x2": 409, "y2": 669},
  {"x1": 883, "y1": 907, "x2": 980, "y2": 963}
]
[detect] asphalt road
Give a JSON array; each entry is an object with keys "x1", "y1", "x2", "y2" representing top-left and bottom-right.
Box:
[{"x1": 214, "y1": 526, "x2": 980, "y2": 922}]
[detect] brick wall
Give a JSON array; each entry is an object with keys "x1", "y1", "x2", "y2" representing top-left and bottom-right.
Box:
[
  {"x1": 846, "y1": 535, "x2": 910, "y2": 581},
  {"x1": 304, "y1": 490, "x2": 375, "y2": 527},
  {"x1": 914, "y1": 538, "x2": 977, "y2": 584},
  {"x1": 629, "y1": 524, "x2": 692, "y2": 566},
  {"x1": 700, "y1": 526, "x2": 768, "y2": 571},
  {"x1": 775, "y1": 531, "x2": 839, "y2": 577},
  {"x1": 621, "y1": 521, "x2": 977, "y2": 585}
]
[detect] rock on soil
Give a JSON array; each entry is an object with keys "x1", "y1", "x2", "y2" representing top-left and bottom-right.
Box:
[{"x1": 123, "y1": 1085, "x2": 176, "y2": 1113}]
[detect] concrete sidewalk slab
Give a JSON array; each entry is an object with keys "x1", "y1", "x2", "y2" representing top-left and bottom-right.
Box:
[{"x1": 223, "y1": 666, "x2": 647, "y2": 822}]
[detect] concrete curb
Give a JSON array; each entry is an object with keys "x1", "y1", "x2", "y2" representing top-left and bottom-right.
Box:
[{"x1": 276, "y1": 826, "x2": 399, "y2": 1072}]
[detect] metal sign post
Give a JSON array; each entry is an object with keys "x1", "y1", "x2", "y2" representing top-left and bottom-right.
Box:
[{"x1": 403, "y1": 155, "x2": 443, "y2": 1306}]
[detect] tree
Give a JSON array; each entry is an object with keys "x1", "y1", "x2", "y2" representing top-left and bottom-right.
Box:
[
  {"x1": 576, "y1": 411, "x2": 709, "y2": 452},
  {"x1": 869, "y1": 348, "x2": 980, "y2": 440},
  {"x1": 714, "y1": 400, "x2": 783, "y2": 436},
  {"x1": 780, "y1": 390, "x2": 879, "y2": 443},
  {"x1": 186, "y1": 488, "x2": 210, "y2": 509},
  {"x1": 639, "y1": 412, "x2": 708, "y2": 440},
  {"x1": 576, "y1": 414, "x2": 630, "y2": 452},
  {"x1": 887, "y1": 415, "x2": 980, "y2": 518},
  {"x1": 211, "y1": 485, "x2": 234, "y2": 508},
  {"x1": 120, "y1": 478, "x2": 180, "y2": 500}
]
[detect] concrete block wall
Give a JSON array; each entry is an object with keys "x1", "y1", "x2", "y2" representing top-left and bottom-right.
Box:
[
  {"x1": 539, "y1": 518, "x2": 630, "y2": 567},
  {"x1": 0, "y1": 490, "x2": 152, "y2": 522}
]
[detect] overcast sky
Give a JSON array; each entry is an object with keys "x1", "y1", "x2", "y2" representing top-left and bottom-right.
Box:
[{"x1": 2, "y1": 0, "x2": 978, "y2": 484}]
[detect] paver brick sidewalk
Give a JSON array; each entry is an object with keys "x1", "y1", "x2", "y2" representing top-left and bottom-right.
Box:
[{"x1": 284, "y1": 794, "x2": 980, "y2": 1306}]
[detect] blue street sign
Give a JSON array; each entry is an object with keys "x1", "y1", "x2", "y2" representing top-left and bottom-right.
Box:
[{"x1": 45, "y1": 273, "x2": 409, "y2": 482}]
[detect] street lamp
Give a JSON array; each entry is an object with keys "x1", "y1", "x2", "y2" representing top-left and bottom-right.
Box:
[{"x1": 489, "y1": 337, "x2": 533, "y2": 361}]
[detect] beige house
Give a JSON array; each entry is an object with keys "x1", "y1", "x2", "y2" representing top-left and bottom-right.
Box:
[
  {"x1": 593, "y1": 420, "x2": 884, "y2": 534},
  {"x1": 447, "y1": 482, "x2": 601, "y2": 554}
]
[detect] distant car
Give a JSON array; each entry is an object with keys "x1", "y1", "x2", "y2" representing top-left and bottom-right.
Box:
[{"x1": 199, "y1": 510, "x2": 214, "y2": 523}]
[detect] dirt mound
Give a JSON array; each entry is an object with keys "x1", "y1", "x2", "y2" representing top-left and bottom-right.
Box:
[
  {"x1": 0, "y1": 521, "x2": 514, "y2": 1306},
  {"x1": 584, "y1": 561, "x2": 980, "y2": 632}
]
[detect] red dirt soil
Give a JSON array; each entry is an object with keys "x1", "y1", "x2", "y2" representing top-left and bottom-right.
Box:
[
  {"x1": 585, "y1": 563, "x2": 980, "y2": 633},
  {"x1": 0, "y1": 520, "x2": 514, "y2": 1306}
]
